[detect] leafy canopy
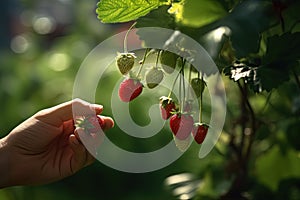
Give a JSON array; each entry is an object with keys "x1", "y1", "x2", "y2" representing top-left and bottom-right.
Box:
[{"x1": 96, "y1": 0, "x2": 300, "y2": 93}]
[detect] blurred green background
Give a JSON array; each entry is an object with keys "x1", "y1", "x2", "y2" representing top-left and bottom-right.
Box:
[{"x1": 1, "y1": 0, "x2": 300, "y2": 200}]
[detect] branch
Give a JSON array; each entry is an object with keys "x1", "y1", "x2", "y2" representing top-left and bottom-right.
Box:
[{"x1": 236, "y1": 81, "x2": 256, "y2": 162}]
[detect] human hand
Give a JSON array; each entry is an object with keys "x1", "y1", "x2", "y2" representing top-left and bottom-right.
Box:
[{"x1": 0, "y1": 99, "x2": 114, "y2": 188}]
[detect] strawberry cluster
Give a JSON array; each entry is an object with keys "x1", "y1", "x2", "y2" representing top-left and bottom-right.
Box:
[
  {"x1": 115, "y1": 48, "x2": 209, "y2": 151},
  {"x1": 159, "y1": 96, "x2": 209, "y2": 149},
  {"x1": 116, "y1": 49, "x2": 173, "y2": 102}
]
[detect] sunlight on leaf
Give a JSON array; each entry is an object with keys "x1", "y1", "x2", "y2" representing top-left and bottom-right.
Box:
[
  {"x1": 172, "y1": 0, "x2": 227, "y2": 28},
  {"x1": 96, "y1": 0, "x2": 170, "y2": 23}
]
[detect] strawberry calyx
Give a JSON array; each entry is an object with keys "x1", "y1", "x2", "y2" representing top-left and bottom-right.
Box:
[
  {"x1": 159, "y1": 96, "x2": 177, "y2": 120},
  {"x1": 75, "y1": 115, "x2": 105, "y2": 134},
  {"x1": 159, "y1": 96, "x2": 174, "y2": 107},
  {"x1": 193, "y1": 122, "x2": 209, "y2": 128}
]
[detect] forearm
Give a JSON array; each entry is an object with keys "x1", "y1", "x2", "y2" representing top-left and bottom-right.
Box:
[{"x1": 0, "y1": 136, "x2": 12, "y2": 188}]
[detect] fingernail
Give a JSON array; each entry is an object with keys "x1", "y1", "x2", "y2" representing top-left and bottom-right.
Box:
[{"x1": 91, "y1": 104, "x2": 103, "y2": 109}]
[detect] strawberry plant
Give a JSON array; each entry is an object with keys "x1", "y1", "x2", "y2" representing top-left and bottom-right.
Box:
[{"x1": 96, "y1": 0, "x2": 300, "y2": 199}]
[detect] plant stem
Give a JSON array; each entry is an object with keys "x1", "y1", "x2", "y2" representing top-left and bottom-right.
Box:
[
  {"x1": 187, "y1": 63, "x2": 192, "y2": 101},
  {"x1": 237, "y1": 81, "x2": 256, "y2": 161},
  {"x1": 182, "y1": 63, "x2": 186, "y2": 111},
  {"x1": 136, "y1": 48, "x2": 149, "y2": 77},
  {"x1": 167, "y1": 58, "x2": 185, "y2": 99},
  {"x1": 179, "y1": 67, "x2": 182, "y2": 113},
  {"x1": 200, "y1": 74, "x2": 203, "y2": 123},
  {"x1": 123, "y1": 22, "x2": 137, "y2": 53},
  {"x1": 155, "y1": 50, "x2": 161, "y2": 69}
]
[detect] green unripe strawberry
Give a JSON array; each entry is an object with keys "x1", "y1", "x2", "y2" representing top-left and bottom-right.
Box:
[
  {"x1": 191, "y1": 78, "x2": 206, "y2": 98},
  {"x1": 116, "y1": 52, "x2": 136, "y2": 75},
  {"x1": 160, "y1": 50, "x2": 178, "y2": 74},
  {"x1": 145, "y1": 67, "x2": 164, "y2": 89}
]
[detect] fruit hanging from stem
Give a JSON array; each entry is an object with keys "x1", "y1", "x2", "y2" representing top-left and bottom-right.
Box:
[
  {"x1": 118, "y1": 78, "x2": 143, "y2": 102},
  {"x1": 192, "y1": 123, "x2": 209, "y2": 144},
  {"x1": 170, "y1": 113, "x2": 194, "y2": 140},
  {"x1": 159, "y1": 96, "x2": 177, "y2": 120},
  {"x1": 116, "y1": 52, "x2": 136, "y2": 75}
]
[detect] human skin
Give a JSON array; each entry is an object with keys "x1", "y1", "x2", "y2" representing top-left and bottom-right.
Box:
[{"x1": 0, "y1": 98, "x2": 114, "y2": 188}]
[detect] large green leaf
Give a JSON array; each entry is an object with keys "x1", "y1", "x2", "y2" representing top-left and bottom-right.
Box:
[
  {"x1": 225, "y1": 0, "x2": 277, "y2": 58},
  {"x1": 96, "y1": 0, "x2": 169, "y2": 23},
  {"x1": 262, "y1": 32, "x2": 300, "y2": 64},
  {"x1": 172, "y1": 0, "x2": 227, "y2": 28},
  {"x1": 136, "y1": 6, "x2": 175, "y2": 47},
  {"x1": 255, "y1": 145, "x2": 300, "y2": 191}
]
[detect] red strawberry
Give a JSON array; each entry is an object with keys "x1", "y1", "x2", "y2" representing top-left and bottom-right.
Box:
[
  {"x1": 192, "y1": 123, "x2": 209, "y2": 144},
  {"x1": 118, "y1": 78, "x2": 143, "y2": 102},
  {"x1": 170, "y1": 114, "x2": 194, "y2": 140},
  {"x1": 76, "y1": 115, "x2": 105, "y2": 133},
  {"x1": 159, "y1": 96, "x2": 176, "y2": 120}
]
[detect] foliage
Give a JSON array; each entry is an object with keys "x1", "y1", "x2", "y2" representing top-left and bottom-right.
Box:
[
  {"x1": 96, "y1": 0, "x2": 300, "y2": 199},
  {"x1": 0, "y1": 0, "x2": 299, "y2": 199}
]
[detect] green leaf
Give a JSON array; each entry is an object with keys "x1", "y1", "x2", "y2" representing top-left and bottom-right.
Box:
[
  {"x1": 172, "y1": 0, "x2": 227, "y2": 28},
  {"x1": 96, "y1": 0, "x2": 169, "y2": 23},
  {"x1": 256, "y1": 64, "x2": 291, "y2": 92},
  {"x1": 262, "y1": 32, "x2": 300, "y2": 64},
  {"x1": 223, "y1": 59, "x2": 294, "y2": 93},
  {"x1": 225, "y1": 0, "x2": 278, "y2": 58},
  {"x1": 286, "y1": 120, "x2": 300, "y2": 151},
  {"x1": 136, "y1": 5, "x2": 175, "y2": 28},
  {"x1": 255, "y1": 145, "x2": 300, "y2": 191},
  {"x1": 135, "y1": 5, "x2": 175, "y2": 47}
]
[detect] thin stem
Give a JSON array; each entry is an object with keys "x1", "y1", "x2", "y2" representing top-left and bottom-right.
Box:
[
  {"x1": 124, "y1": 22, "x2": 137, "y2": 53},
  {"x1": 180, "y1": 59, "x2": 186, "y2": 113},
  {"x1": 199, "y1": 73, "x2": 203, "y2": 123},
  {"x1": 167, "y1": 68, "x2": 181, "y2": 99},
  {"x1": 136, "y1": 48, "x2": 149, "y2": 77},
  {"x1": 167, "y1": 58, "x2": 185, "y2": 99},
  {"x1": 179, "y1": 68, "x2": 182, "y2": 113},
  {"x1": 187, "y1": 63, "x2": 192, "y2": 101},
  {"x1": 182, "y1": 63, "x2": 186, "y2": 109},
  {"x1": 237, "y1": 81, "x2": 256, "y2": 161},
  {"x1": 155, "y1": 50, "x2": 161, "y2": 69},
  {"x1": 259, "y1": 92, "x2": 272, "y2": 115},
  {"x1": 279, "y1": 11, "x2": 285, "y2": 33}
]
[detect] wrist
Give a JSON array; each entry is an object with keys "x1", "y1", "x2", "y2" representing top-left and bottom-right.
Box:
[{"x1": 0, "y1": 137, "x2": 13, "y2": 188}]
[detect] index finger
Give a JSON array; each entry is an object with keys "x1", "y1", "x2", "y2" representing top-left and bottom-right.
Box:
[{"x1": 35, "y1": 98, "x2": 103, "y2": 127}]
